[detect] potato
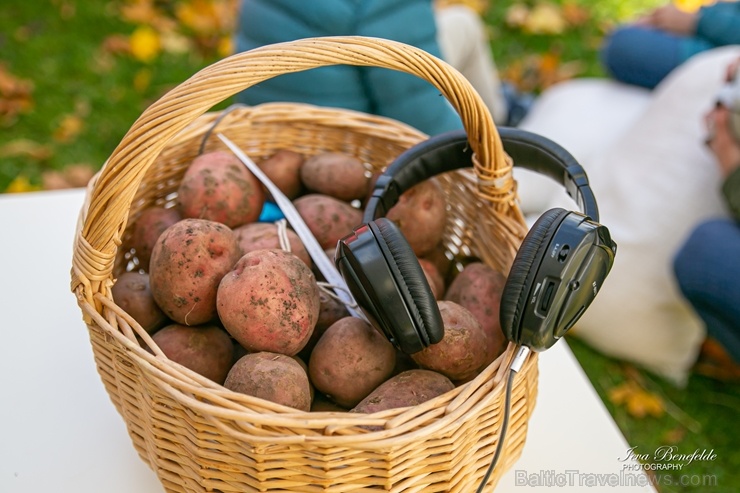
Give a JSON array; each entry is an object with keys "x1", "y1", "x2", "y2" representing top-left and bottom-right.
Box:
[
  {"x1": 233, "y1": 222, "x2": 311, "y2": 267},
  {"x1": 418, "y1": 257, "x2": 445, "y2": 299},
  {"x1": 258, "y1": 149, "x2": 304, "y2": 199},
  {"x1": 224, "y1": 352, "x2": 311, "y2": 411},
  {"x1": 111, "y1": 271, "x2": 168, "y2": 334},
  {"x1": 232, "y1": 341, "x2": 250, "y2": 366},
  {"x1": 411, "y1": 300, "x2": 490, "y2": 381},
  {"x1": 128, "y1": 206, "x2": 181, "y2": 270},
  {"x1": 300, "y1": 152, "x2": 369, "y2": 202},
  {"x1": 149, "y1": 218, "x2": 240, "y2": 326},
  {"x1": 386, "y1": 179, "x2": 447, "y2": 257},
  {"x1": 352, "y1": 369, "x2": 454, "y2": 414},
  {"x1": 311, "y1": 393, "x2": 349, "y2": 413},
  {"x1": 152, "y1": 323, "x2": 234, "y2": 384},
  {"x1": 420, "y1": 242, "x2": 454, "y2": 287},
  {"x1": 298, "y1": 288, "x2": 350, "y2": 361},
  {"x1": 177, "y1": 150, "x2": 265, "y2": 228},
  {"x1": 217, "y1": 249, "x2": 320, "y2": 355},
  {"x1": 291, "y1": 355, "x2": 314, "y2": 401},
  {"x1": 444, "y1": 262, "x2": 508, "y2": 365},
  {"x1": 294, "y1": 194, "x2": 363, "y2": 250},
  {"x1": 391, "y1": 349, "x2": 420, "y2": 377},
  {"x1": 309, "y1": 316, "x2": 396, "y2": 408}
]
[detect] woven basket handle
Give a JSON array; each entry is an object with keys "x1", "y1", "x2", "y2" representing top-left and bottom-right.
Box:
[{"x1": 72, "y1": 36, "x2": 515, "y2": 306}]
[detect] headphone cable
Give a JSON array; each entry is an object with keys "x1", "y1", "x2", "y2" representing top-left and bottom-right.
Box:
[{"x1": 475, "y1": 345, "x2": 531, "y2": 493}]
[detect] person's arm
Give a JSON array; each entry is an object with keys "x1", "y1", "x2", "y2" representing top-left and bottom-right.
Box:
[
  {"x1": 711, "y1": 57, "x2": 740, "y2": 220},
  {"x1": 638, "y1": 4, "x2": 697, "y2": 35},
  {"x1": 722, "y1": 167, "x2": 740, "y2": 220},
  {"x1": 705, "y1": 104, "x2": 740, "y2": 219},
  {"x1": 695, "y1": 2, "x2": 740, "y2": 47}
]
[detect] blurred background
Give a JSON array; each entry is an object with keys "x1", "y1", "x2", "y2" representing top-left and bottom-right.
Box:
[{"x1": 0, "y1": 0, "x2": 679, "y2": 193}]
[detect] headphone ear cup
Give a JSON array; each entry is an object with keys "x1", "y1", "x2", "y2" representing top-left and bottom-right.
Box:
[
  {"x1": 373, "y1": 218, "x2": 444, "y2": 347},
  {"x1": 500, "y1": 208, "x2": 569, "y2": 344}
]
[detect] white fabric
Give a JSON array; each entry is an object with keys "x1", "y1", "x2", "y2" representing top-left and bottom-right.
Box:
[
  {"x1": 435, "y1": 5, "x2": 508, "y2": 124},
  {"x1": 513, "y1": 46, "x2": 740, "y2": 385}
]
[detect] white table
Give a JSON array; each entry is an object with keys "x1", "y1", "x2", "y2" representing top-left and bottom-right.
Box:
[{"x1": 0, "y1": 189, "x2": 656, "y2": 492}]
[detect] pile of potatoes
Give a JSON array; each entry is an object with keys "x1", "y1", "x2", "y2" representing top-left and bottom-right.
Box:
[{"x1": 114, "y1": 146, "x2": 509, "y2": 414}]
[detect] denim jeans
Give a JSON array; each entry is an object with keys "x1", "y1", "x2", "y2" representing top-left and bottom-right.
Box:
[
  {"x1": 600, "y1": 26, "x2": 709, "y2": 89},
  {"x1": 673, "y1": 218, "x2": 740, "y2": 362}
]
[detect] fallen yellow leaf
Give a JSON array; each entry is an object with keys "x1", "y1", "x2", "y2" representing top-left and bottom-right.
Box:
[
  {"x1": 523, "y1": 2, "x2": 568, "y2": 35},
  {"x1": 176, "y1": 0, "x2": 221, "y2": 35},
  {"x1": 674, "y1": 0, "x2": 716, "y2": 13},
  {"x1": 0, "y1": 63, "x2": 34, "y2": 124},
  {"x1": 5, "y1": 175, "x2": 41, "y2": 193},
  {"x1": 217, "y1": 36, "x2": 233, "y2": 59},
  {"x1": 133, "y1": 68, "x2": 152, "y2": 93},
  {"x1": 661, "y1": 427, "x2": 686, "y2": 445},
  {"x1": 562, "y1": 1, "x2": 591, "y2": 27},
  {"x1": 0, "y1": 139, "x2": 52, "y2": 160},
  {"x1": 101, "y1": 34, "x2": 131, "y2": 55},
  {"x1": 129, "y1": 25, "x2": 161, "y2": 63},
  {"x1": 53, "y1": 114, "x2": 84, "y2": 143},
  {"x1": 505, "y1": 3, "x2": 530, "y2": 28},
  {"x1": 41, "y1": 170, "x2": 71, "y2": 191},
  {"x1": 160, "y1": 29, "x2": 193, "y2": 55},
  {"x1": 608, "y1": 380, "x2": 665, "y2": 419},
  {"x1": 63, "y1": 163, "x2": 96, "y2": 188}
]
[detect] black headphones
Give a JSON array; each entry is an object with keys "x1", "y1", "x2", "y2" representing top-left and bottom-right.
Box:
[{"x1": 335, "y1": 128, "x2": 617, "y2": 355}]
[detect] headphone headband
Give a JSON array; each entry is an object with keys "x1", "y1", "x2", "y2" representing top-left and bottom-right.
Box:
[
  {"x1": 364, "y1": 128, "x2": 599, "y2": 223},
  {"x1": 339, "y1": 127, "x2": 616, "y2": 355}
]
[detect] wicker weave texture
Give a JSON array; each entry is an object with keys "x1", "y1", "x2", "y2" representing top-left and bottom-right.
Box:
[{"x1": 71, "y1": 37, "x2": 538, "y2": 492}]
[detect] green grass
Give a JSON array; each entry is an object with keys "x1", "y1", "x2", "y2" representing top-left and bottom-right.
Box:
[
  {"x1": 2, "y1": 1, "x2": 739, "y2": 492},
  {"x1": 484, "y1": 0, "x2": 664, "y2": 83},
  {"x1": 0, "y1": 0, "x2": 225, "y2": 191}
]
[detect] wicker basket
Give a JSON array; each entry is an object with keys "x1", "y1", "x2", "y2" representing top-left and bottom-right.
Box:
[{"x1": 71, "y1": 36, "x2": 538, "y2": 492}]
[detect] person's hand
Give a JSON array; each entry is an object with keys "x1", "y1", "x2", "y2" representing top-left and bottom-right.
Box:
[
  {"x1": 637, "y1": 4, "x2": 697, "y2": 35},
  {"x1": 705, "y1": 106, "x2": 740, "y2": 179},
  {"x1": 725, "y1": 58, "x2": 740, "y2": 83}
]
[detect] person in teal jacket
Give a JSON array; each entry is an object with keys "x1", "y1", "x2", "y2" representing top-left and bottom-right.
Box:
[
  {"x1": 232, "y1": 0, "x2": 464, "y2": 136},
  {"x1": 600, "y1": 1, "x2": 740, "y2": 89}
]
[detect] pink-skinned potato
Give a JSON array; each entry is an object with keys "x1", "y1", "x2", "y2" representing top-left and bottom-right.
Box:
[
  {"x1": 411, "y1": 300, "x2": 490, "y2": 381},
  {"x1": 300, "y1": 152, "x2": 369, "y2": 202},
  {"x1": 386, "y1": 179, "x2": 447, "y2": 257},
  {"x1": 217, "y1": 249, "x2": 320, "y2": 356},
  {"x1": 298, "y1": 288, "x2": 350, "y2": 361},
  {"x1": 309, "y1": 316, "x2": 396, "y2": 408},
  {"x1": 177, "y1": 150, "x2": 265, "y2": 228},
  {"x1": 112, "y1": 271, "x2": 168, "y2": 333},
  {"x1": 233, "y1": 222, "x2": 311, "y2": 267},
  {"x1": 418, "y1": 257, "x2": 445, "y2": 299},
  {"x1": 352, "y1": 369, "x2": 454, "y2": 414},
  {"x1": 419, "y1": 242, "x2": 453, "y2": 287},
  {"x1": 294, "y1": 194, "x2": 363, "y2": 250},
  {"x1": 444, "y1": 262, "x2": 508, "y2": 366},
  {"x1": 149, "y1": 218, "x2": 240, "y2": 326},
  {"x1": 128, "y1": 206, "x2": 181, "y2": 270},
  {"x1": 258, "y1": 149, "x2": 304, "y2": 200},
  {"x1": 224, "y1": 352, "x2": 311, "y2": 411},
  {"x1": 152, "y1": 323, "x2": 235, "y2": 384},
  {"x1": 311, "y1": 392, "x2": 349, "y2": 413}
]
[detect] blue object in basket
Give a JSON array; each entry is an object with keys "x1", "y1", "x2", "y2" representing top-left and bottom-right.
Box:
[{"x1": 258, "y1": 201, "x2": 285, "y2": 223}]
